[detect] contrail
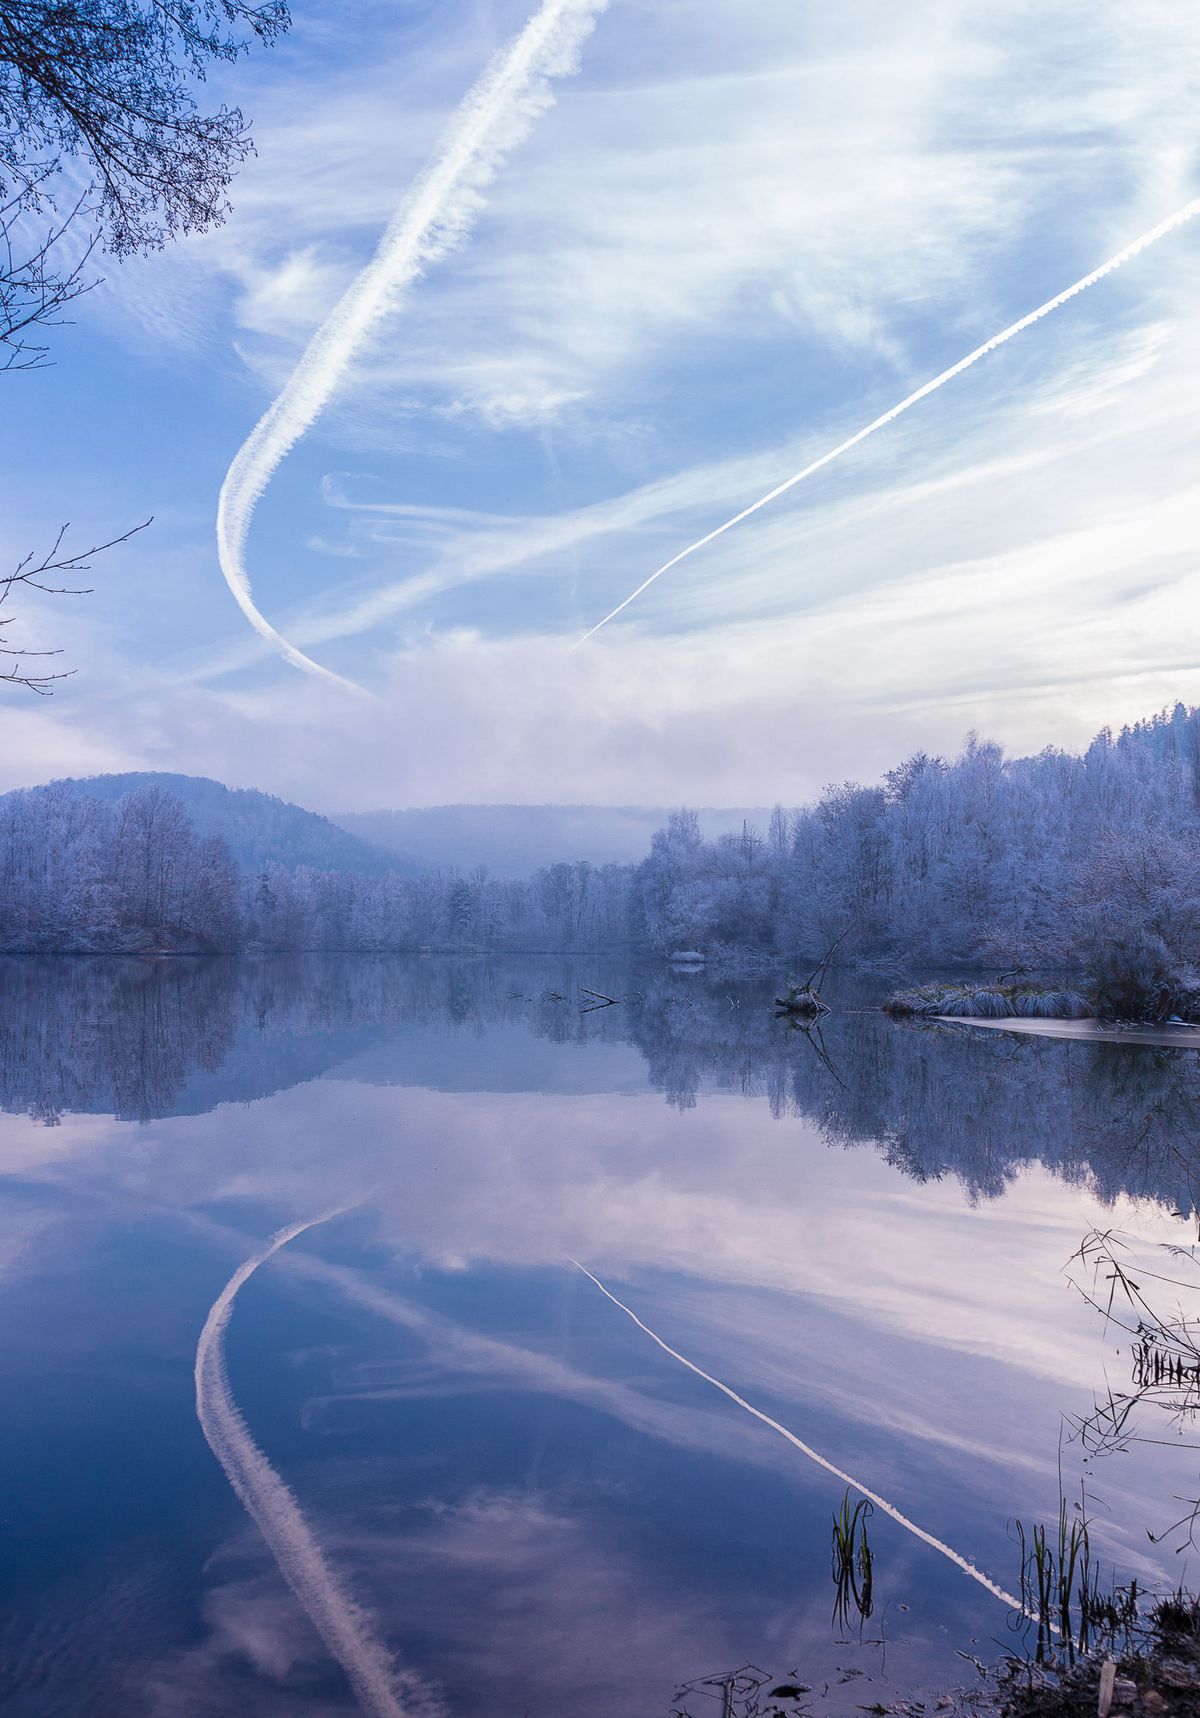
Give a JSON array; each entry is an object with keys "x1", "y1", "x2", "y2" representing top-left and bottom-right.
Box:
[
  {"x1": 574, "y1": 195, "x2": 1200, "y2": 645},
  {"x1": 571, "y1": 1260, "x2": 1035, "y2": 1621},
  {"x1": 195, "y1": 1211, "x2": 440, "y2": 1718},
  {"x1": 217, "y1": 0, "x2": 608, "y2": 689}
]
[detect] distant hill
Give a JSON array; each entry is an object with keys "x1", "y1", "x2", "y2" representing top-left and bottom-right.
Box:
[
  {"x1": 17, "y1": 773, "x2": 407, "y2": 878},
  {"x1": 7, "y1": 773, "x2": 773, "y2": 879},
  {"x1": 335, "y1": 804, "x2": 773, "y2": 878}
]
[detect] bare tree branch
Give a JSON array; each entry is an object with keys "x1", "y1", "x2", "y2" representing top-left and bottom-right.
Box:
[
  {"x1": 0, "y1": 2, "x2": 288, "y2": 684},
  {"x1": 1, "y1": 516, "x2": 150, "y2": 689},
  {"x1": 0, "y1": 180, "x2": 100, "y2": 368}
]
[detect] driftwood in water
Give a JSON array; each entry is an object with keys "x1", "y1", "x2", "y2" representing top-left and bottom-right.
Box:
[
  {"x1": 773, "y1": 934, "x2": 847, "y2": 1018},
  {"x1": 773, "y1": 982, "x2": 829, "y2": 1018}
]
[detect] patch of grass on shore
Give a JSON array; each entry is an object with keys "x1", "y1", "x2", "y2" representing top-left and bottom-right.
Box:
[{"x1": 884, "y1": 981, "x2": 1091, "y2": 1020}]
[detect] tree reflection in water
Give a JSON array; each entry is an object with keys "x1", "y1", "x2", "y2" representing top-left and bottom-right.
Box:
[{"x1": 2, "y1": 954, "x2": 1199, "y2": 1213}]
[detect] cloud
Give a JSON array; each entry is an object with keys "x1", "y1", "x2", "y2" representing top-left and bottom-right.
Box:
[
  {"x1": 575, "y1": 197, "x2": 1200, "y2": 643},
  {"x1": 3, "y1": 1058, "x2": 1188, "y2": 1606},
  {"x1": 0, "y1": 707, "x2": 135, "y2": 789},
  {"x1": 158, "y1": 254, "x2": 1200, "y2": 765},
  {"x1": 214, "y1": 0, "x2": 610, "y2": 688},
  {"x1": 94, "y1": 0, "x2": 1200, "y2": 430},
  {"x1": 138, "y1": 1572, "x2": 335, "y2": 1716},
  {"x1": 2, "y1": 1072, "x2": 1179, "y2": 1396},
  {"x1": 7, "y1": 0, "x2": 1200, "y2": 806},
  {"x1": 194, "y1": 1213, "x2": 435, "y2": 1718},
  {"x1": 5, "y1": 572, "x2": 1199, "y2": 814}
]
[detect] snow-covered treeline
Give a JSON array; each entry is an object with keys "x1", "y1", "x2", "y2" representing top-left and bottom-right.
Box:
[
  {"x1": 4, "y1": 703, "x2": 1200, "y2": 974},
  {"x1": 0, "y1": 780, "x2": 634, "y2": 953},
  {"x1": 244, "y1": 852, "x2": 634, "y2": 954},
  {"x1": 638, "y1": 706, "x2": 1200, "y2": 987},
  {"x1": 0, "y1": 782, "x2": 243, "y2": 952}
]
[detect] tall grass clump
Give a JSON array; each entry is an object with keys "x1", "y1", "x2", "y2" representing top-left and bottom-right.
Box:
[
  {"x1": 1150, "y1": 1587, "x2": 1200, "y2": 1651},
  {"x1": 998, "y1": 1582, "x2": 1200, "y2": 1716},
  {"x1": 885, "y1": 981, "x2": 1090, "y2": 1020},
  {"x1": 1012, "y1": 1501, "x2": 1139, "y2": 1664},
  {"x1": 1011, "y1": 989, "x2": 1091, "y2": 1019}
]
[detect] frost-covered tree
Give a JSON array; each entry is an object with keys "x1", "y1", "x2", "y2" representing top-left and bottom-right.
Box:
[{"x1": 9, "y1": 702, "x2": 1200, "y2": 984}]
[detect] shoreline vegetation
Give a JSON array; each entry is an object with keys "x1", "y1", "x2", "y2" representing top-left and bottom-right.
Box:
[
  {"x1": 5, "y1": 702, "x2": 1200, "y2": 1000},
  {"x1": 951, "y1": 1229, "x2": 1200, "y2": 1714},
  {"x1": 885, "y1": 981, "x2": 1093, "y2": 1020},
  {"x1": 996, "y1": 1597, "x2": 1200, "y2": 1715},
  {"x1": 885, "y1": 977, "x2": 1200, "y2": 1037}
]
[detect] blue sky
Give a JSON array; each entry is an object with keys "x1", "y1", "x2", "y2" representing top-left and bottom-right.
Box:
[{"x1": 3, "y1": 0, "x2": 1200, "y2": 811}]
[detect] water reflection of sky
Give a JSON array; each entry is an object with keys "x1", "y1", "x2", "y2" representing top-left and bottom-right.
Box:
[{"x1": 1, "y1": 956, "x2": 1198, "y2": 1716}]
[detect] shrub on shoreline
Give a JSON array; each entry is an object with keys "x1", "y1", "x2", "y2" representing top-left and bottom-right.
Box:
[{"x1": 1083, "y1": 933, "x2": 1200, "y2": 1024}]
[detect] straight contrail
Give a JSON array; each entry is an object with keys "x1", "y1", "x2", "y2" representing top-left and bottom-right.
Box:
[
  {"x1": 195, "y1": 1212, "x2": 440, "y2": 1718},
  {"x1": 217, "y1": 0, "x2": 608, "y2": 689},
  {"x1": 574, "y1": 195, "x2": 1200, "y2": 645},
  {"x1": 571, "y1": 1260, "x2": 1034, "y2": 1621}
]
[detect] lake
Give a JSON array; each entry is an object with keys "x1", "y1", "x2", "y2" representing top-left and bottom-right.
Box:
[{"x1": 0, "y1": 954, "x2": 1196, "y2": 1717}]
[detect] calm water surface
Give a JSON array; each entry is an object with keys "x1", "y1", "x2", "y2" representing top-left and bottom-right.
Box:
[{"x1": 0, "y1": 955, "x2": 1196, "y2": 1716}]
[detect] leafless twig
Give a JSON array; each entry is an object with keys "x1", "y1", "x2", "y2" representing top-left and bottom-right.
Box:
[{"x1": 1, "y1": 517, "x2": 150, "y2": 691}]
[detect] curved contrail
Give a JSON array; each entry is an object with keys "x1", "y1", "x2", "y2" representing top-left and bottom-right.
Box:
[
  {"x1": 217, "y1": 0, "x2": 609, "y2": 689},
  {"x1": 195, "y1": 1212, "x2": 439, "y2": 1718},
  {"x1": 571, "y1": 1260, "x2": 1036, "y2": 1621},
  {"x1": 574, "y1": 195, "x2": 1200, "y2": 644}
]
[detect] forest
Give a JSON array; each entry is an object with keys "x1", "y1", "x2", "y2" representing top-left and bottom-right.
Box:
[{"x1": 3, "y1": 703, "x2": 1200, "y2": 1000}]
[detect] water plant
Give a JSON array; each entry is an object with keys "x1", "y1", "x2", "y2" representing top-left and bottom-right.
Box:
[
  {"x1": 831, "y1": 1489, "x2": 874, "y2": 1633},
  {"x1": 998, "y1": 1585, "x2": 1200, "y2": 1716},
  {"x1": 1068, "y1": 1229, "x2": 1200, "y2": 1545},
  {"x1": 1012, "y1": 1498, "x2": 1139, "y2": 1663}
]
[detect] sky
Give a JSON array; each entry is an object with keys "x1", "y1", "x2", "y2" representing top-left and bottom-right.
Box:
[{"x1": 3, "y1": 0, "x2": 1200, "y2": 813}]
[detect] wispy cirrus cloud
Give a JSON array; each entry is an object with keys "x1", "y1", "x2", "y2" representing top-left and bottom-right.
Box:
[
  {"x1": 96, "y1": 0, "x2": 1200, "y2": 427},
  {"x1": 6, "y1": 0, "x2": 1199, "y2": 802}
]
